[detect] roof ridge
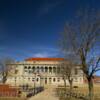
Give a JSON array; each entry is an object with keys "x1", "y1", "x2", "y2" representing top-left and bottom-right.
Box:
[{"x1": 25, "y1": 57, "x2": 64, "y2": 61}]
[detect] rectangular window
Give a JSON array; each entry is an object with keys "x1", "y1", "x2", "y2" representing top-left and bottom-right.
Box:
[
  {"x1": 57, "y1": 78, "x2": 60, "y2": 82},
  {"x1": 53, "y1": 78, "x2": 56, "y2": 82}
]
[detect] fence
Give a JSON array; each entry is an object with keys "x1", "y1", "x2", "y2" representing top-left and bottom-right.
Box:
[{"x1": 26, "y1": 86, "x2": 44, "y2": 97}]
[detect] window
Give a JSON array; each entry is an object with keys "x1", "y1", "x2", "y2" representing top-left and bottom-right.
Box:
[
  {"x1": 37, "y1": 78, "x2": 39, "y2": 82},
  {"x1": 28, "y1": 66, "x2": 31, "y2": 69},
  {"x1": 32, "y1": 66, "x2": 35, "y2": 72},
  {"x1": 53, "y1": 67, "x2": 56, "y2": 73},
  {"x1": 49, "y1": 78, "x2": 52, "y2": 83},
  {"x1": 45, "y1": 67, "x2": 48, "y2": 72},
  {"x1": 57, "y1": 78, "x2": 60, "y2": 82},
  {"x1": 37, "y1": 67, "x2": 39, "y2": 73},
  {"x1": 29, "y1": 70, "x2": 32, "y2": 74},
  {"x1": 49, "y1": 67, "x2": 52, "y2": 73},
  {"x1": 40, "y1": 67, "x2": 44, "y2": 72},
  {"x1": 53, "y1": 78, "x2": 56, "y2": 82},
  {"x1": 24, "y1": 66, "x2": 27, "y2": 69},
  {"x1": 32, "y1": 78, "x2": 34, "y2": 81}
]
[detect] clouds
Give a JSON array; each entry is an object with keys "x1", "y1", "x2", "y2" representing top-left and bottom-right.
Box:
[
  {"x1": 31, "y1": 46, "x2": 60, "y2": 58},
  {"x1": 33, "y1": 52, "x2": 52, "y2": 57},
  {"x1": 37, "y1": 0, "x2": 64, "y2": 17},
  {"x1": 0, "y1": 45, "x2": 61, "y2": 61}
]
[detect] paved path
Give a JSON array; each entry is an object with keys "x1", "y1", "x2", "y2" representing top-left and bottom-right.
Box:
[{"x1": 28, "y1": 86, "x2": 59, "y2": 100}]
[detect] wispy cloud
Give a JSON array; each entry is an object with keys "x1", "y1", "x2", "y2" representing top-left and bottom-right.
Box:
[
  {"x1": 32, "y1": 46, "x2": 60, "y2": 58},
  {"x1": 0, "y1": 45, "x2": 61, "y2": 61},
  {"x1": 33, "y1": 52, "x2": 50, "y2": 57},
  {"x1": 37, "y1": 1, "x2": 63, "y2": 17}
]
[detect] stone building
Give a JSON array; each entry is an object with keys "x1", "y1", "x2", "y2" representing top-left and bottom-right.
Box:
[{"x1": 6, "y1": 58, "x2": 84, "y2": 87}]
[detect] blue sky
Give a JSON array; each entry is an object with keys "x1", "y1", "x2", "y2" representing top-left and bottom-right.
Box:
[{"x1": 0, "y1": 0, "x2": 100, "y2": 63}]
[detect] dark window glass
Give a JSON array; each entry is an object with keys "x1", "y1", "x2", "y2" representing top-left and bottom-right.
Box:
[
  {"x1": 45, "y1": 67, "x2": 48, "y2": 72},
  {"x1": 53, "y1": 78, "x2": 56, "y2": 82},
  {"x1": 37, "y1": 78, "x2": 39, "y2": 82},
  {"x1": 24, "y1": 66, "x2": 27, "y2": 69},
  {"x1": 49, "y1": 67, "x2": 52, "y2": 73}
]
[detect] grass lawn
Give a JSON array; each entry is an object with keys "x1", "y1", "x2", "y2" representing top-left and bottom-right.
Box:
[{"x1": 56, "y1": 84, "x2": 100, "y2": 100}]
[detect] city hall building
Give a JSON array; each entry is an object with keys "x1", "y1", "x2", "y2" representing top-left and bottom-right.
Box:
[{"x1": 6, "y1": 58, "x2": 84, "y2": 86}]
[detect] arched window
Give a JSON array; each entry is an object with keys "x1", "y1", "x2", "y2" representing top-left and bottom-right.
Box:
[
  {"x1": 24, "y1": 66, "x2": 27, "y2": 69},
  {"x1": 45, "y1": 67, "x2": 48, "y2": 73},
  {"x1": 32, "y1": 66, "x2": 35, "y2": 72},
  {"x1": 53, "y1": 67, "x2": 56, "y2": 73},
  {"x1": 28, "y1": 66, "x2": 31, "y2": 69},
  {"x1": 49, "y1": 67, "x2": 52, "y2": 73},
  {"x1": 24, "y1": 66, "x2": 28, "y2": 73},
  {"x1": 40, "y1": 67, "x2": 44, "y2": 72},
  {"x1": 37, "y1": 78, "x2": 39, "y2": 82},
  {"x1": 37, "y1": 67, "x2": 39, "y2": 73}
]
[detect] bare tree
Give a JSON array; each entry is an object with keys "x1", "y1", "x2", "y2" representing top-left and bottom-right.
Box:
[
  {"x1": 60, "y1": 60, "x2": 76, "y2": 95},
  {"x1": 0, "y1": 57, "x2": 15, "y2": 84},
  {"x1": 60, "y1": 9, "x2": 100, "y2": 100}
]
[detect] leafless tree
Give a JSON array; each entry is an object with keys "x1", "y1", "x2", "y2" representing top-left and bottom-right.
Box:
[
  {"x1": 0, "y1": 57, "x2": 15, "y2": 84},
  {"x1": 60, "y1": 60, "x2": 76, "y2": 95},
  {"x1": 60, "y1": 8, "x2": 100, "y2": 100}
]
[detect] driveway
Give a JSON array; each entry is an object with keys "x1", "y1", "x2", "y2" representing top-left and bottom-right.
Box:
[{"x1": 28, "y1": 86, "x2": 59, "y2": 100}]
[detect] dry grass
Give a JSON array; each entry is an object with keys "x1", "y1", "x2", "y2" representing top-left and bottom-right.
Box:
[
  {"x1": 56, "y1": 84, "x2": 100, "y2": 100},
  {"x1": 73, "y1": 84, "x2": 100, "y2": 95}
]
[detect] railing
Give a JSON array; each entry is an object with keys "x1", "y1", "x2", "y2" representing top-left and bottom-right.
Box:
[{"x1": 26, "y1": 86, "x2": 44, "y2": 98}]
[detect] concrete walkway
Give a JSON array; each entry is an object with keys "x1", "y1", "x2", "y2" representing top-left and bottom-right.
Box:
[{"x1": 28, "y1": 86, "x2": 59, "y2": 100}]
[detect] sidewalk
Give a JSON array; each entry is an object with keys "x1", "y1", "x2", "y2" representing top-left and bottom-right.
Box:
[{"x1": 28, "y1": 86, "x2": 59, "y2": 100}]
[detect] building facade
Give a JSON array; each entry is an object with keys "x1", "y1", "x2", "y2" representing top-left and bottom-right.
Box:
[{"x1": 6, "y1": 58, "x2": 84, "y2": 87}]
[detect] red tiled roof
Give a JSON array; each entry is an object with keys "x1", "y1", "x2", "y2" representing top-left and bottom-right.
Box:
[{"x1": 25, "y1": 58, "x2": 64, "y2": 61}]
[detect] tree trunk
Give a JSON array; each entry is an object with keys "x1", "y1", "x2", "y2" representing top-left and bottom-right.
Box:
[
  {"x1": 69, "y1": 79, "x2": 73, "y2": 99},
  {"x1": 64, "y1": 78, "x2": 67, "y2": 87},
  {"x1": 2, "y1": 76, "x2": 7, "y2": 84},
  {"x1": 88, "y1": 78, "x2": 94, "y2": 100},
  {"x1": 63, "y1": 77, "x2": 67, "y2": 92},
  {"x1": 69, "y1": 80, "x2": 73, "y2": 93}
]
